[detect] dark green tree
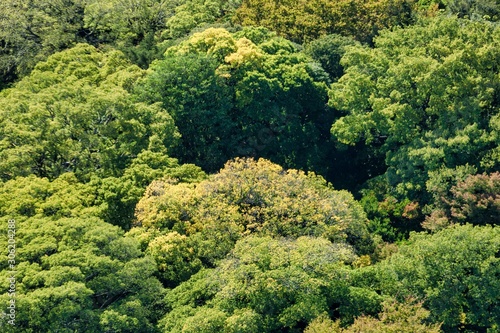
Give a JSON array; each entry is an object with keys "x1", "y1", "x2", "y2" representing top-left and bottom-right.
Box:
[
  {"x1": 139, "y1": 27, "x2": 334, "y2": 175},
  {"x1": 0, "y1": 0, "x2": 90, "y2": 88}
]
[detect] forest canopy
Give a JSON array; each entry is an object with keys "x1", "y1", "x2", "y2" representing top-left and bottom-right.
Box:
[{"x1": 0, "y1": 0, "x2": 499, "y2": 332}]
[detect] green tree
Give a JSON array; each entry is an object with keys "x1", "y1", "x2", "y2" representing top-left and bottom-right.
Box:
[
  {"x1": 84, "y1": 0, "x2": 241, "y2": 68},
  {"x1": 304, "y1": 34, "x2": 360, "y2": 82},
  {"x1": 0, "y1": 43, "x2": 179, "y2": 181},
  {"x1": 330, "y1": 17, "x2": 500, "y2": 223},
  {"x1": 0, "y1": 216, "x2": 165, "y2": 332},
  {"x1": 305, "y1": 299, "x2": 441, "y2": 333},
  {"x1": 423, "y1": 171, "x2": 500, "y2": 230},
  {"x1": 447, "y1": 0, "x2": 500, "y2": 21},
  {"x1": 0, "y1": 0, "x2": 89, "y2": 88},
  {"x1": 139, "y1": 27, "x2": 334, "y2": 175},
  {"x1": 374, "y1": 224, "x2": 500, "y2": 331},
  {"x1": 159, "y1": 235, "x2": 381, "y2": 333},
  {"x1": 139, "y1": 52, "x2": 235, "y2": 172}
]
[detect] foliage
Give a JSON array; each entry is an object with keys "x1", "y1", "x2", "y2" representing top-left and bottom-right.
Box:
[
  {"x1": 139, "y1": 27, "x2": 334, "y2": 175},
  {"x1": 90, "y1": 151, "x2": 206, "y2": 229},
  {"x1": 0, "y1": 153, "x2": 205, "y2": 230},
  {"x1": 447, "y1": 0, "x2": 500, "y2": 20},
  {"x1": 0, "y1": 43, "x2": 179, "y2": 181},
  {"x1": 84, "y1": 0, "x2": 242, "y2": 68},
  {"x1": 375, "y1": 224, "x2": 500, "y2": 331},
  {"x1": 135, "y1": 158, "x2": 372, "y2": 263},
  {"x1": 0, "y1": 0, "x2": 88, "y2": 88},
  {"x1": 1, "y1": 1, "x2": 499, "y2": 331},
  {"x1": 360, "y1": 187, "x2": 419, "y2": 242},
  {"x1": 0, "y1": 216, "x2": 165, "y2": 332},
  {"x1": 305, "y1": 299, "x2": 441, "y2": 333},
  {"x1": 0, "y1": 173, "x2": 102, "y2": 223},
  {"x1": 132, "y1": 158, "x2": 373, "y2": 289},
  {"x1": 330, "y1": 17, "x2": 500, "y2": 215},
  {"x1": 305, "y1": 34, "x2": 360, "y2": 82},
  {"x1": 423, "y1": 171, "x2": 500, "y2": 230},
  {"x1": 161, "y1": 0, "x2": 242, "y2": 40},
  {"x1": 159, "y1": 235, "x2": 381, "y2": 333},
  {"x1": 234, "y1": 0, "x2": 418, "y2": 44}
]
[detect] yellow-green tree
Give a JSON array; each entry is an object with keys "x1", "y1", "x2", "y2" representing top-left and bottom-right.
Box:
[
  {"x1": 234, "y1": 0, "x2": 418, "y2": 44},
  {"x1": 133, "y1": 158, "x2": 372, "y2": 286},
  {"x1": 0, "y1": 43, "x2": 179, "y2": 181}
]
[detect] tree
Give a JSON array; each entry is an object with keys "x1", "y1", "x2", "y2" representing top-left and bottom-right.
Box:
[
  {"x1": 374, "y1": 224, "x2": 500, "y2": 331},
  {"x1": 0, "y1": 43, "x2": 179, "y2": 181},
  {"x1": 0, "y1": 173, "x2": 102, "y2": 223},
  {"x1": 304, "y1": 34, "x2": 360, "y2": 82},
  {"x1": 305, "y1": 299, "x2": 441, "y2": 333},
  {"x1": 447, "y1": 0, "x2": 500, "y2": 21},
  {"x1": 0, "y1": 216, "x2": 165, "y2": 332},
  {"x1": 139, "y1": 27, "x2": 334, "y2": 175},
  {"x1": 233, "y1": 0, "x2": 418, "y2": 44},
  {"x1": 138, "y1": 52, "x2": 235, "y2": 172},
  {"x1": 84, "y1": 0, "x2": 242, "y2": 68},
  {"x1": 158, "y1": 235, "x2": 381, "y2": 333},
  {"x1": 90, "y1": 151, "x2": 206, "y2": 229},
  {"x1": 423, "y1": 171, "x2": 500, "y2": 230},
  {"x1": 132, "y1": 158, "x2": 373, "y2": 287},
  {"x1": 0, "y1": 0, "x2": 89, "y2": 88},
  {"x1": 329, "y1": 17, "x2": 500, "y2": 221}
]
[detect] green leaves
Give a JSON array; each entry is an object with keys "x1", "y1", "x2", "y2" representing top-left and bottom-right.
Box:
[
  {"x1": 0, "y1": 0, "x2": 88, "y2": 87},
  {"x1": 0, "y1": 216, "x2": 164, "y2": 331},
  {"x1": 135, "y1": 158, "x2": 372, "y2": 261},
  {"x1": 234, "y1": 0, "x2": 418, "y2": 44},
  {"x1": 160, "y1": 235, "x2": 364, "y2": 332},
  {"x1": 0, "y1": 44, "x2": 179, "y2": 181},
  {"x1": 330, "y1": 17, "x2": 500, "y2": 210},
  {"x1": 375, "y1": 224, "x2": 500, "y2": 331},
  {"x1": 140, "y1": 27, "x2": 333, "y2": 175}
]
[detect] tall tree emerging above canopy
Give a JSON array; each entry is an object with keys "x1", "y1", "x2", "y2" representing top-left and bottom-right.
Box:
[
  {"x1": 329, "y1": 17, "x2": 500, "y2": 209},
  {"x1": 0, "y1": 43, "x2": 179, "y2": 181},
  {"x1": 139, "y1": 27, "x2": 334, "y2": 175}
]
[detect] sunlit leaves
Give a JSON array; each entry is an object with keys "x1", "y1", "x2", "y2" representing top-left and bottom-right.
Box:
[
  {"x1": 376, "y1": 224, "x2": 500, "y2": 331},
  {"x1": 0, "y1": 217, "x2": 164, "y2": 331},
  {"x1": 159, "y1": 235, "x2": 367, "y2": 332},
  {"x1": 0, "y1": 44, "x2": 179, "y2": 181},
  {"x1": 234, "y1": 0, "x2": 417, "y2": 43},
  {"x1": 330, "y1": 17, "x2": 500, "y2": 208}
]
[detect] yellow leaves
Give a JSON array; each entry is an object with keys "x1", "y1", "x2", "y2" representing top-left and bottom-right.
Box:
[
  {"x1": 224, "y1": 37, "x2": 264, "y2": 68},
  {"x1": 134, "y1": 179, "x2": 195, "y2": 229},
  {"x1": 168, "y1": 28, "x2": 237, "y2": 61},
  {"x1": 135, "y1": 158, "x2": 370, "y2": 250},
  {"x1": 169, "y1": 28, "x2": 270, "y2": 78}
]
